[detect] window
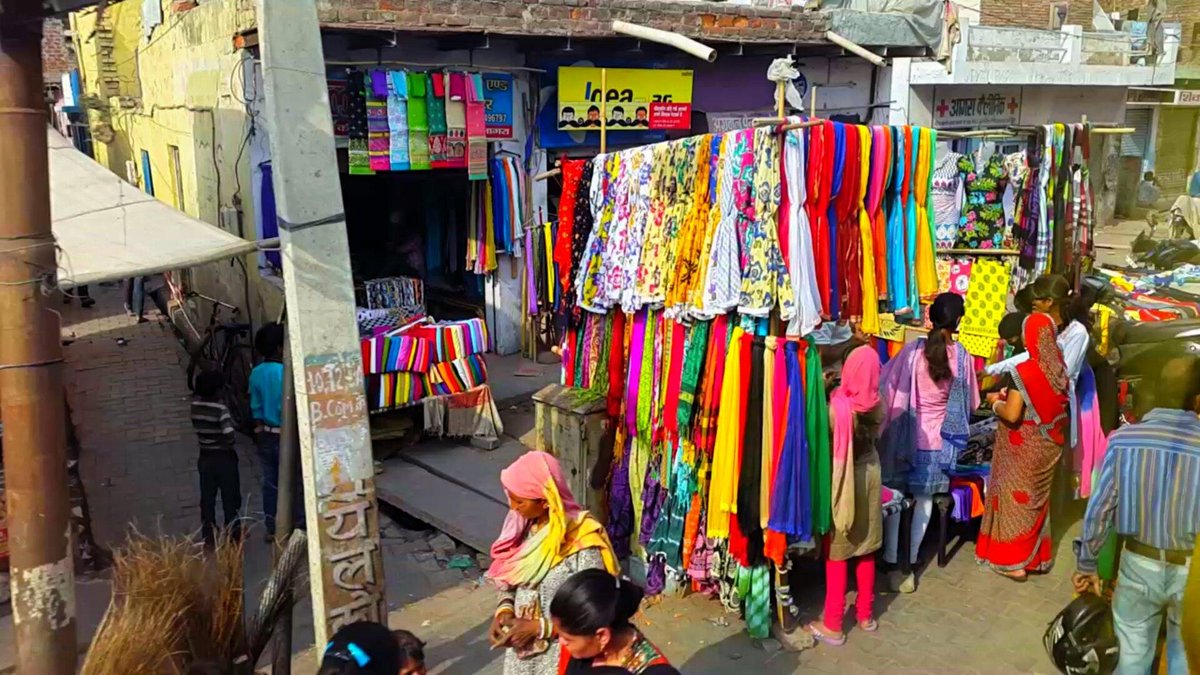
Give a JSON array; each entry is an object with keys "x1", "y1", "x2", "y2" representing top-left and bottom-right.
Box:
[{"x1": 167, "y1": 144, "x2": 185, "y2": 211}]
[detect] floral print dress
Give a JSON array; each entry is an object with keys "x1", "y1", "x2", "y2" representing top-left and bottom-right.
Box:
[{"x1": 953, "y1": 153, "x2": 1009, "y2": 250}]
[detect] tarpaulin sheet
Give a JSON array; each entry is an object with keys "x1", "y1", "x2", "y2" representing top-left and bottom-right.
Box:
[{"x1": 49, "y1": 129, "x2": 260, "y2": 289}]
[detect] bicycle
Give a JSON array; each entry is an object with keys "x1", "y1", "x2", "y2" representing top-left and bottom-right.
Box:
[{"x1": 185, "y1": 292, "x2": 256, "y2": 435}]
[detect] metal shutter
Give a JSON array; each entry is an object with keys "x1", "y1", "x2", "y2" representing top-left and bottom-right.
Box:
[{"x1": 1121, "y1": 107, "x2": 1154, "y2": 157}]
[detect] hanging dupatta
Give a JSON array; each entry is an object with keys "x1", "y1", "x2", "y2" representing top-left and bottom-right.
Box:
[
  {"x1": 769, "y1": 339, "x2": 811, "y2": 540},
  {"x1": 807, "y1": 121, "x2": 832, "y2": 316},
  {"x1": 902, "y1": 127, "x2": 919, "y2": 316},
  {"x1": 707, "y1": 326, "x2": 746, "y2": 540},
  {"x1": 553, "y1": 159, "x2": 586, "y2": 295},
  {"x1": 784, "y1": 120, "x2": 822, "y2": 336},
  {"x1": 875, "y1": 126, "x2": 894, "y2": 300},
  {"x1": 853, "y1": 125, "x2": 874, "y2": 326},
  {"x1": 886, "y1": 127, "x2": 908, "y2": 313},
  {"x1": 826, "y1": 123, "x2": 846, "y2": 320},
  {"x1": 804, "y1": 337, "x2": 832, "y2": 535},
  {"x1": 914, "y1": 128, "x2": 940, "y2": 300},
  {"x1": 834, "y1": 125, "x2": 862, "y2": 319}
]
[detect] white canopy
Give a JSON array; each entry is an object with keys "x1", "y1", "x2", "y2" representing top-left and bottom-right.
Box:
[{"x1": 50, "y1": 129, "x2": 262, "y2": 288}]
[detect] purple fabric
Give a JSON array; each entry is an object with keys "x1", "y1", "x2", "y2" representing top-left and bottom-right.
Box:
[
  {"x1": 525, "y1": 226, "x2": 537, "y2": 315},
  {"x1": 951, "y1": 485, "x2": 972, "y2": 522},
  {"x1": 370, "y1": 70, "x2": 388, "y2": 98},
  {"x1": 626, "y1": 310, "x2": 648, "y2": 436},
  {"x1": 606, "y1": 446, "x2": 634, "y2": 559},
  {"x1": 646, "y1": 556, "x2": 667, "y2": 596},
  {"x1": 638, "y1": 469, "x2": 666, "y2": 548},
  {"x1": 769, "y1": 340, "x2": 811, "y2": 539}
]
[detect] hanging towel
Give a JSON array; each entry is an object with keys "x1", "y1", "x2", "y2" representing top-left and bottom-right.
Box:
[
  {"x1": 346, "y1": 70, "x2": 373, "y2": 175},
  {"x1": 386, "y1": 71, "x2": 410, "y2": 171},
  {"x1": 465, "y1": 73, "x2": 488, "y2": 180},
  {"x1": 427, "y1": 72, "x2": 449, "y2": 168},
  {"x1": 406, "y1": 72, "x2": 431, "y2": 170}
]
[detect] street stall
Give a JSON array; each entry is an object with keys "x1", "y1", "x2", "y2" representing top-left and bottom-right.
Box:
[{"x1": 541, "y1": 110, "x2": 1128, "y2": 639}]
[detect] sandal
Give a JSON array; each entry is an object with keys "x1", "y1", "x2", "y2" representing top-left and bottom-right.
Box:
[
  {"x1": 993, "y1": 568, "x2": 1028, "y2": 582},
  {"x1": 805, "y1": 621, "x2": 846, "y2": 646},
  {"x1": 859, "y1": 619, "x2": 879, "y2": 632}
]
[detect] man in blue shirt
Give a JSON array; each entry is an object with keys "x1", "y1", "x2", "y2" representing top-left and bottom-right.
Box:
[
  {"x1": 250, "y1": 322, "x2": 304, "y2": 539},
  {"x1": 1074, "y1": 357, "x2": 1200, "y2": 675}
]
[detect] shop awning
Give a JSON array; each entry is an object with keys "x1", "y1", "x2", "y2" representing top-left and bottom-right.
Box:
[{"x1": 50, "y1": 129, "x2": 264, "y2": 289}]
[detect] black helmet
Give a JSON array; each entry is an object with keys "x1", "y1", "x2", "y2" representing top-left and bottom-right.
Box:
[{"x1": 1043, "y1": 595, "x2": 1119, "y2": 675}]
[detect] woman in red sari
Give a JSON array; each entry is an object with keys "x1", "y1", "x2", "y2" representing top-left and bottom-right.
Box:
[{"x1": 975, "y1": 312, "x2": 1070, "y2": 580}]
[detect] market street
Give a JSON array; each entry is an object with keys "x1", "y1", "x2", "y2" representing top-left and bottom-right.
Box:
[{"x1": 25, "y1": 283, "x2": 1077, "y2": 674}]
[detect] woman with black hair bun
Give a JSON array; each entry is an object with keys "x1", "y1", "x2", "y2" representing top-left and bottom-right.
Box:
[{"x1": 550, "y1": 569, "x2": 679, "y2": 675}]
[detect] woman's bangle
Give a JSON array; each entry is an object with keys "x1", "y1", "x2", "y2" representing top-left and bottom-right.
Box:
[
  {"x1": 539, "y1": 616, "x2": 552, "y2": 640},
  {"x1": 494, "y1": 605, "x2": 515, "y2": 620},
  {"x1": 992, "y1": 400, "x2": 1004, "y2": 415}
]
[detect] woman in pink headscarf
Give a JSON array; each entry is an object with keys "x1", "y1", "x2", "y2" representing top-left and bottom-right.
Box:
[
  {"x1": 485, "y1": 451, "x2": 618, "y2": 675},
  {"x1": 808, "y1": 344, "x2": 885, "y2": 646}
]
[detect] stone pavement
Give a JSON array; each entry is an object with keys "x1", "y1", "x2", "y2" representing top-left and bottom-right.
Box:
[{"x1": 288, "y1": 531, "x2": 1077, "y2": 674}]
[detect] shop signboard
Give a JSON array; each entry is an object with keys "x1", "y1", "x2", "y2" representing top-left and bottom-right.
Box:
[
  {"x1": 706, "y1": 110, "x2": 773, "y2": 134},
  {"x1": 932, "y1": 86, "x2": 1022, "y2": 129},
  {"x1": 557, "y1": 66, "x2": 693, "y2": 131},
  {"x1": 482, "y1": 73, "x2": 515, "y2": 139},
  {"x1": 1176, "y1": 89, "x2": 1200, "y2": 106}
]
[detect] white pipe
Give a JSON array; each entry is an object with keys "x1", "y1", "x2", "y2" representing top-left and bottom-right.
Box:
[
  {"x1": 611, "y1": 20, "x2": 717, "y2": 63},
  {"x1": 825, "y1": 30, "x2": 887, "y2": 67}
]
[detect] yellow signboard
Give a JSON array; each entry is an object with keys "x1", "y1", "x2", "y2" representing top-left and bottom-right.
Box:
[{"x1": 557, "y1": 67, "x2": 694, "y2": 132}]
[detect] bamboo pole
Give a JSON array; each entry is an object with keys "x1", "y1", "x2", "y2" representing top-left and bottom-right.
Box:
[
  {"x1": 775, "y1": 81, "x2": 785, "y2": 118},
  {"x1": 938, "y1": 248, "x2": 1021, "y2": 256},
  {"x1": 600, "y1": 68, "x2": 608, "y2": 154},
  {"x1": 809, "y1": 84, "x2": 818, "y2": 116}
]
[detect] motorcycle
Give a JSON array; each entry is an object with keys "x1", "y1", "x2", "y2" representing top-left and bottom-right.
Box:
[{"x1": 1086, "y1": 274, "x2": 1200, "y2": 419}]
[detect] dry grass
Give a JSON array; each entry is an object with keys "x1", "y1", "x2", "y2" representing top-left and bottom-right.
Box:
[{"x1": 82, "y1": 529, "x2": 308, "y2": 675}]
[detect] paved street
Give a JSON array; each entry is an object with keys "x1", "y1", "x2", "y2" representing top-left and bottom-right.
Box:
[{"x1": 0, "y1": 282, "x2": 1085, "y2": 673}]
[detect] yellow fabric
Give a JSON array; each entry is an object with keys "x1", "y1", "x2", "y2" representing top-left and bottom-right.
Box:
[
  {"x1": 667, "y1": 137, "x2": 711, "y2": 313},
  {"x1": 543, "y1": 222, "x2": 554, "y2": 304},
  {"x1": 957, "y1": 330, "x2": 1000, "y2": 359},
  {"x1": 856, "y1": 125, "x2": 880, "y2": 334},
  {"x1": 484, "y1": 180, "x2": 497, "y2": 272},
  {"x1": 691, "y1": 136, "x2": 729, "y2": 315},
  {"x1": 1185, "y1": 534, "x2": 1200, "y2": 673},
  {"x1": 707, "y1": 326, "x2": 745, "y2": 539},
  {"x1": 761, "y1": 337, "x2": 776, "y2": 528},
  {"x1": 959, "y1": 258, "x2": 1010, "y2": 338},
  {"x1": 914, "y1": 129, "x2": 939, "y2": 299}
]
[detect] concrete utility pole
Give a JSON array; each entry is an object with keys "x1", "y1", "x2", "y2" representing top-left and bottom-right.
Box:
[
  {"x1": 255, "y1": 0, "x2": 385, "y2": 650},
  {"x1": 0, "y1": 2, "x2": 77, "y2": 673}
]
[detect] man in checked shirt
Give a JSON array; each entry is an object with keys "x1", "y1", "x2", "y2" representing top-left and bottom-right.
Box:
[{"x1": 1074, "y1": 357, "x2": 1200, "y2": 675}]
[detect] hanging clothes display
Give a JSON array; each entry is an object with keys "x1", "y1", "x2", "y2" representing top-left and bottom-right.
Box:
[
  {"x1": 549, "y1": 118, "x2": 976, "y2": 642},
  {"x1": 931, "y1": 151, "x2": 964, "y2": 249}
]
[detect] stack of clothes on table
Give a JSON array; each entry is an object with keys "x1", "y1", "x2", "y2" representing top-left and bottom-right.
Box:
[{"x1": 361, "y1": 317, "x2": 491, "y2": 413}]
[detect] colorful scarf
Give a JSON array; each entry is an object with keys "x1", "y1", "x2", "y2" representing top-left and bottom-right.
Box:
[
  {"x1": 829, "y1": 345, "x2": 881, "y2": 534},
  {"x1": 487, "y1": 451, "x2": 618, "y2": 590}
]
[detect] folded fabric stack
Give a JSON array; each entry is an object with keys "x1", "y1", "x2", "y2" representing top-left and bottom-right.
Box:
[
  {"x1": 363, "y1": 318, "x2": 491, "y2": 413},
  {"x1": 361, "y1": 333, "x2": 434, "y2": 375}
]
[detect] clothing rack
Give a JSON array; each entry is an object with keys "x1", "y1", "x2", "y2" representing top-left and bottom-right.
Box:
[{"x1": 939, "y1": 248, "x2": 1021, "y2": 256}]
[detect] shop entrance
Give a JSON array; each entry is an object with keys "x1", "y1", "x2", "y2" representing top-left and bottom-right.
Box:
[{"x1": 342, "y1": 170, "x2": 484, "y2": 322}]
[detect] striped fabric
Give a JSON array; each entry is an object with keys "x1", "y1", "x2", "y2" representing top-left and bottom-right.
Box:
[
  {"x1": 190, "y1": 400, "x2": 236, "y2": 453},
  {"x1": 429, "y1": 353, "x2": 489, "y2": 397},
  {"x1": 1076, "y1": 409, "x2": 1200, "y2": 573},
  {"x1": 361, "y1": 333, "x2": 433, "y2": 375},
  {"x1": 367, "y1": 371, "x2": 432, "y2": 412}
]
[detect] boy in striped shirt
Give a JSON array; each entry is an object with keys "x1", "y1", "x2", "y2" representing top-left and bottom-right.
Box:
[{"x1": 191, "y1": 370, "x2": 242, "y2": 548}]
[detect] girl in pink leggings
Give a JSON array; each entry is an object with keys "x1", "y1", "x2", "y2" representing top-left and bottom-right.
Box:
[{"x1": 807, "y1": 345, "x2": 884, "y2": 645}]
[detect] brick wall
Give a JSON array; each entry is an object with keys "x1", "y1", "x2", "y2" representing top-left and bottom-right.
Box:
[
  {"x1": 42, "y1": 18, "x2": 73, "y2": 84},
  {"x1": 318, "y1": 0, "x2": 827, "y2": 43}
]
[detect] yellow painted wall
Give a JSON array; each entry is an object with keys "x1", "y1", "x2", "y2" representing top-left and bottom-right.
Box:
[{"x1": 70, "y1": 0, "x2": 282, "y2": 332}]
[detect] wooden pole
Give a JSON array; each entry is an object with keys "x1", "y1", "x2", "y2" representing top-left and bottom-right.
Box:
[
  {"x1": 809, "y1": 84, "x2": 818, "y2": 117},
  {"x1": 0, "y1": 3, "x2": 76, "y2": 671},
  {"x1": 775, "y1": 81, "x2": 785, "y2": 118},
  {"x1": 600, "y1": 68, "x2": 608, "y2": 154}
]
